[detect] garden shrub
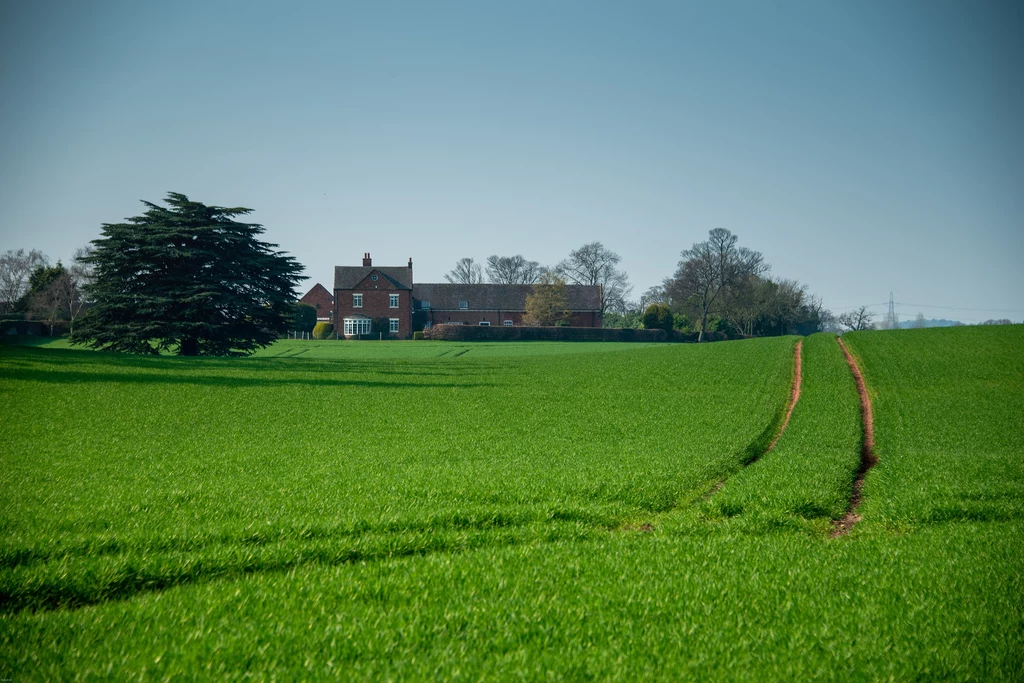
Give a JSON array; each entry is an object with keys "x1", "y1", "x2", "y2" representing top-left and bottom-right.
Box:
[
  {"x1": 642, "y1": 304, "x2": 674, "y2": 332},
  {"x1": 312, "y1": 322, "x2": 333, "y2": 340}
]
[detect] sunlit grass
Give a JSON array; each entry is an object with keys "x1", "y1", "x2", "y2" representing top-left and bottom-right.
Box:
[{"x1": 2, "y1": 329, "x2": 1021, "y2": 679}]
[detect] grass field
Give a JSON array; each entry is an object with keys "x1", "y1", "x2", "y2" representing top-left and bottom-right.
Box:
[
  {"x1": 1, "y1": 329, "x2": 1022, "y2": 678},
  {"x1": 710, "y1": 333, "x2": 863, "y2": 530}
]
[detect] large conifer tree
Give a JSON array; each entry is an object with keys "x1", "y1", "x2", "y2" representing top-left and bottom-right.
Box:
[{"x1": 71, "y1": 193, "x2": 303, "y2": 356}]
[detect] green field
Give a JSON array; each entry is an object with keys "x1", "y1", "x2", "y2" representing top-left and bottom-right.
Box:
[{"x1": 1, "y1": 329, "x2": 1022, "y2": 678}]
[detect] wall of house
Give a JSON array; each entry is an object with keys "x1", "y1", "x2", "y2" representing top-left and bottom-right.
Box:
[
  {"x1": 335, "y1": 275, "x2": 411, "y2": 338},
  {"x1": 299, "y1": 287, "x2": 335, "y2": 321},
  {"x1": 417, "y1": 310, "x2": 600, "y2": 329}
]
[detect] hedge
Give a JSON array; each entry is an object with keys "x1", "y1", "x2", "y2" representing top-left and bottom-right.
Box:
[{"x1": 420, "y1": 325, "x2": 730, "y2": 343}]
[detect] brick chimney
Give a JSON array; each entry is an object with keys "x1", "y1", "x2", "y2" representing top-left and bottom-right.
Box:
[
  {"x1": 408, "y1": 257, "x2": 413, "y2": 284},
  {"x1": 362, "y1": 252, "x2": 372, "y2": 267}
]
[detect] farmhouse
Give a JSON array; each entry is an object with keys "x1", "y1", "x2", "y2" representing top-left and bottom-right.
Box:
[{"x1": 327, "y1": 253, "x2": 602, "y2": 338}]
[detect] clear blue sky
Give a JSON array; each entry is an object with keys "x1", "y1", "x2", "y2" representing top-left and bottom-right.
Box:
[{"x1": 2, "y1": 0, "x2": 1021, "y2": 323}]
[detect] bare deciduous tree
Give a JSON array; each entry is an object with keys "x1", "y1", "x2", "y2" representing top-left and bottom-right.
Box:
[
  {"x1": 666, "y1": 228, "x2": 765, "y2": 341},
  {"x1": 838, "y1": 306, "x2": 875, "y2": 331},
  {"x1": 637, "y1": 285, "x2": 667, "y2": 312},
  {"x1": 555, "y1": 242, "x2": 631, "y2": 316},
  {"x1": 444, "y1": 257, "x2": 484, "y2": 284},
  {"x1": 485, "y1": 255, "x2": 544, "y2": 284},
  {"x1": 27, "y1": 274, "x2": 72, "y2": 335},
  {"x1": 0, "y1": 249, "x2": 48, "y2": 313}
]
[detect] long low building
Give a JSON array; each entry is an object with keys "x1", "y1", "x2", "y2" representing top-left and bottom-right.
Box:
[
  {"x1": 299, "y1": 253, "x2": 603, "y2": 338},
  {"x1": 411, "y1": 282, "x2": 601, "y2": 329}
]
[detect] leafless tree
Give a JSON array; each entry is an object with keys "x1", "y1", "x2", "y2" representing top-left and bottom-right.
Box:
[
  {"x1": 27, "y1": 274, "x2": 73, "y2": 335},
  {"x1": 637, "y1": 285, "x2": 667, "y2": 312},
  {"x1": 444, "y1": 257, "x2": 484, "y2": 284},
  {"x1": 838, "y1": 306, "x2": 875, "y2": 331},
  {"x1": 555, "y1": 241, "x2": 632, "y2": 316},
  {"x1": 818, "y1": 307, "x2": 842, "y2": 333},
  {"x1": 485, "y1": 255, "x2": 544, "y2": 284},
  {"x1": 912, "y1": 312, "x2": 926, "y2": 329},
  {"x1": 0, "y1": 249, "x2": 48, "y2": 313},
  {"x1": 666, "y1": 228, "x2": 765, "y2": 341}
]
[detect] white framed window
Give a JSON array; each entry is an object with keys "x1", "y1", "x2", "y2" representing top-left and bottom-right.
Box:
[
  {"x1": 420, "y1": 300, "x2": 430, "y2": 309},
  {"x1": 479, "y1": 321, "x2": 490, "y2": 326},
  {"x1": 389, "y1": 294, "x2": 400, "y2": 308},
  {"x1": 371, "y1": 274, "x2": 378, "y2": 281},
  {"x1": 353, "y1": 293, "x2": 363, "y2": 308},
  {"x1": 503, "y1": 320, "x2": 513, "y2": 327},
  {"x1": 459, "y1": 300, "x2": 468, "y2": 310},
  {"x1": 389, "y1": 318, "x2": 399, "y2": 333},
  {"x1": 343, "y1": 317, "x2": 371, "y2": 335}
]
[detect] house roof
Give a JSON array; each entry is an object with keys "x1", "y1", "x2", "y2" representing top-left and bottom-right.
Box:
[
  {"x1": 411, "y1": 283, "x2": 601, "y2": 311},
  {"x1": 300, "y1": 283, "x2": 333, "y2": 301},
  {"x1": 334, "y1": 266, "x2": 412, "y2": 290}
]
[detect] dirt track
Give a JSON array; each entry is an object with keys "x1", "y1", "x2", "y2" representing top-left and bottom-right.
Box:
[
  {"x1": 832, "y1": 337, "x2": 877, "y2": 537},
  {"x1": 703, "y1": 339, "x2": 803, "y2": 501},
  {"x1": 766, "y1": 339, "x2": 803, "y2": 454}
]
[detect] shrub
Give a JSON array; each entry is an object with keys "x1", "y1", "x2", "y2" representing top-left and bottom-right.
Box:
[
  {"x1": 422, "y1": 324, "x2": 673, "y2": 342},
  {"x1": 642, "y1": 304, "x2": 674, "y2": 332},
  {"x1": 673, "y1": 313, "x2": 693, "y2": 332},
  {"x1": 312, "y1": 322, "x2": 333, "y2": 340},
  {"x1": 292, "y1": 303, "x2": 317, "y2": 334},
  {"x1": 412, "y1": 331, "x2": 425, "y2": 340}
]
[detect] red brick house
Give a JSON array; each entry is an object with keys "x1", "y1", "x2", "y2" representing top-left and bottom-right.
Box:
[
  {"x1": 334, "y1": 254, "x2": 414, "y2": 338},
  {"x1": 333, "y1": 253, "x2": 602, "y2": 338},
  {"x1": 298, "y1": 283, "x2": 334, "y2": 322},
  {"x1": 412, "y1": 283, "x2": 601, "y2": 329}
]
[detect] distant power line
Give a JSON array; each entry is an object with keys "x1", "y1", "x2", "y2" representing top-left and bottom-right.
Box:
[{"x1": 831, "y1": 302, "x2": 1024, "y2": 314}]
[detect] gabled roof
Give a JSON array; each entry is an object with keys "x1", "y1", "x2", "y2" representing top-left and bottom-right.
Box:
[
  {"x1": 300, "y1": 283, "x2": 333, "y2": 301},
  {"x1": 411, "y1": 283, "x2": 601, "y2": 311},
  {"x1": 334, "y1": 266, "x2": 412, "y2": 290}
]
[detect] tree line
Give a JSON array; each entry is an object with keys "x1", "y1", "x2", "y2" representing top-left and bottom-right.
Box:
[
  {"x1": 0, "y1": 247, "x2": 94, "y2": 334},
  {"x1": 447, "y1": 229, "x2": 841, "y2": 340},
  {"x1": 442, "y1": 242, "x2": 632, "y2": 318},
  {"x1": 599, "y1": 228, "x2": 871, "y2": 340},
  {"x1": 11, "y1": 190, "x2": 1005, "y2": 357}
]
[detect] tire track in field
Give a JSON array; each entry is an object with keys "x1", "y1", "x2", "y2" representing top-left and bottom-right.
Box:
[
  {"x1": 764, "y1": 338, "x2": 803, "y2": 455},
  {"x1": 704, "y1": 339, "x2": 803, "y2": 499},
  {"x1": 832, "y1": 337, "x2": 877, "y2": 537}
]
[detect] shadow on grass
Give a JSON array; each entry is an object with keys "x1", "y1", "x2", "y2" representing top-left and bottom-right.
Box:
[
  {"x1": 0, "y1": 508, "x2": 619, "y2": 614},
  {"x1": 0, "y1": 347, "x2": 503, "y2": 388},
  {"x1": 0, "y1": 366, "x2": 497, "y2": 390}
]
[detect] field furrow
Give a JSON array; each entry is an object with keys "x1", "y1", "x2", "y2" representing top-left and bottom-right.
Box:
[
  {"x1": 706, "y1": 333, "x2": 863, "y2": 530},
  {"x1": 830, "y1": 336, "x2": 878, "y2": 536},
  {"x1": 842, "y1": 326, "x2": 1024, "y2": 529}
]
